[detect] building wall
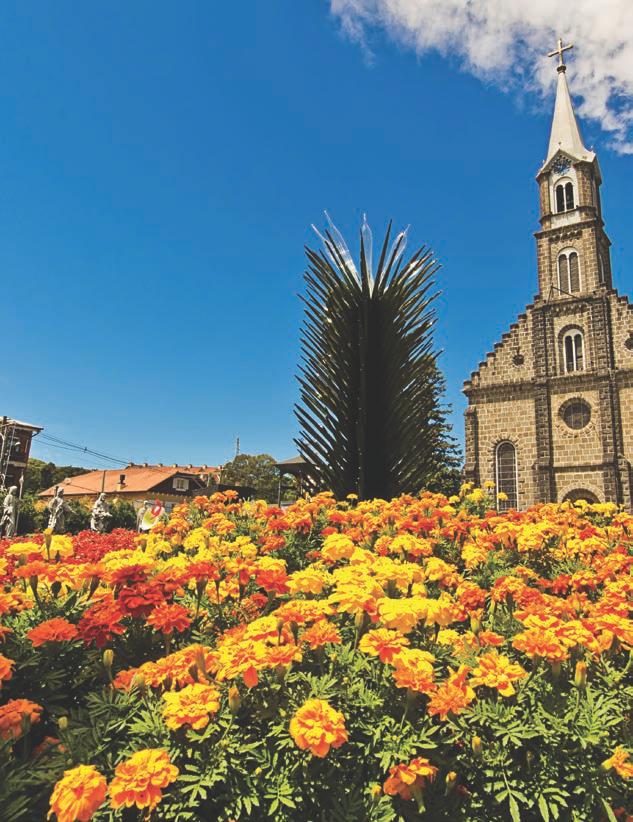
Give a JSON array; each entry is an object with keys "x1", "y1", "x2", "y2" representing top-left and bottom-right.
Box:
[{"x1": 471, "y1": 395, "x2": 538, "y2": 509}]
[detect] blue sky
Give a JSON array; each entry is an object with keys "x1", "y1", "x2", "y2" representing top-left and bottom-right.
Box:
[{"x1": 4, "y1": 2, "x2": 631, "y2": 469}]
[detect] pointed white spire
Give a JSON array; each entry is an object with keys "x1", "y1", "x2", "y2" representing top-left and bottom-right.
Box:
[
  {"x1": 542, "y1": 40, "x2": 595, "y2": 169},
  {"x1": 545, "y1": 66, "x2": 592, "y2": 164}
]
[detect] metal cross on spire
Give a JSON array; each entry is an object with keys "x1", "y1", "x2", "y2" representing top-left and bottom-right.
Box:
[{"x1": 547, "y1": 37, "x2": 574, "y2": 68}]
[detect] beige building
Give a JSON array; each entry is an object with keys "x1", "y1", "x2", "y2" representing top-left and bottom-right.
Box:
[{"x1": 464, "y1": 47, "x2": 632, "y2": 510}]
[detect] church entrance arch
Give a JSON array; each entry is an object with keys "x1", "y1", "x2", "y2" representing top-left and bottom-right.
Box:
[{"x1": 561, "y1": 489, "x2": 600, "y2": 504}]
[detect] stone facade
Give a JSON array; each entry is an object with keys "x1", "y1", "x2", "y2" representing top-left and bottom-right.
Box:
[{"x1": 463, "y1": 65, "x2": 633, "y2": 510}]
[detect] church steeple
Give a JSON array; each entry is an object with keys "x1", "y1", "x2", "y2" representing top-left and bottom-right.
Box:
[
  {"x1": 535, "y1": 38, "x2": 612, "y2": 298},
  {"x1": 545, "y1": 59, "x2": 593, "y2": 166}
]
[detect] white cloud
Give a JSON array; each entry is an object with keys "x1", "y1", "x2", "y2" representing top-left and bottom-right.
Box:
[{"x1": 329, "y1": 0, "x2": 633, "y2": 153}]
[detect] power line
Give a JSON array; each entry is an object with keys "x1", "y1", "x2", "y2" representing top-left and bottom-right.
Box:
[{"x1": 36, "y1": 432, "x2": 131, "y2": 466}]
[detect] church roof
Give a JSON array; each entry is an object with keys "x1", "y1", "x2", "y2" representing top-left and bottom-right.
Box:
[{"x1": 542, "y1": 65, "x2": 595, "y2": 170}]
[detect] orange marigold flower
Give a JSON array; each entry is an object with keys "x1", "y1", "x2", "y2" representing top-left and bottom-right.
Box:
[
  {"x1": 359, "y1": 628, "x2": 410, "y2": 664},
  {"x1": 109, "y1": 749, "x2": 179, "y2": 811},
  {"x1": 603, "y1": 747, "x2": 633, "y2": 779},
  {"x1": 512, "y1": 628, "x2": 569, "y2": 662},
  {"x1": 27, "y1": 618, "x2": 79, "y2": 647},
  {"x1": 300, "y1": 620, "x2": 342, "y2": 649},
  {"x1": 383, "y1": 757, "x2": 438, "y2": 801},
  {"x1": 391, "y1": 648, "x2": 436, "y2": 694},
  {"x1": 162, "y1": 683, "x2": 221, "y2": 731},
  {"x1": 47, "y1": 764, "x2": 107, "y2": 822},
  {"x1": 289, "y1": 698, "x2": 348, "y2": 758},
  {"x1": 146, "y1": 603, "x2": 192, "y2": 635},
  {"x1": 427, "y1": 665, "x2": 476, "y2": 720},
  {"x1": 0, "y1": 653, "x2": 14, "y2": 686},
  {"x1": 0, "y1": 698, "x2": 43, "y2": 740},
  {"x1": 469, "y1": 651, "x2": 527, "y2": 697}
]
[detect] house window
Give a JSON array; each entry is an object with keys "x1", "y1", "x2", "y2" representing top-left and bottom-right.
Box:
[
  {"x1": 562, "y1": 399, "x2": 591, "y2": 430},
  {"x1": 173, "y1": 477, "x2": 189, "y2": 492},
  {"x1": 563, "y1": 331, "x2": 585, "y2": 372},
  {"x1": 558, "y1": 250, "x2": 580, "y2": 294},
  {"x1": 555, "y1": 181, "x2": 575, "y2": 213},
  {"x1": 495, "y1": 442, "x2": 518, "y2": 511}
]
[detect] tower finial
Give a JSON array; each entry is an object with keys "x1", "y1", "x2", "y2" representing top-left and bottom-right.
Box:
[{"x1": 547, "y1": 37, "x2": 574, "y2": 72}]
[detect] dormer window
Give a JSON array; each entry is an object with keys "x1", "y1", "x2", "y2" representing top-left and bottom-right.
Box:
[
  {"x1": 558, "y1": 250, "x2": 581, "y2": 294},
  {"x1": 555, "y1": 180, "x2": 575, "y2": 212}
]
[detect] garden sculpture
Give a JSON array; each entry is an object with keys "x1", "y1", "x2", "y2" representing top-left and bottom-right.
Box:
[
  {"x1": 136, "y1": 499, "x2": 150, "y2": 532},
  {"x1": 0, "y1": 486, "x2": 18, "y2": 537},
  {"x1": 90, "y1": 492, "x2": 112, "y2": 533},
  {"x1": 47, "y1": 487, "x2": 68, "y2": 533}
]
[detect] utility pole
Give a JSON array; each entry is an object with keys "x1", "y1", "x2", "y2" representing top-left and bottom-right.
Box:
[{"x1": 235, "y1": 437, "x2": 240, "y2": 459}]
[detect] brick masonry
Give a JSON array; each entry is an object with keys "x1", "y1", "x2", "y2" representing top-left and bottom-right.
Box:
[{"x1": 463, "y1": 149, "x2": 633, "y2": 509}]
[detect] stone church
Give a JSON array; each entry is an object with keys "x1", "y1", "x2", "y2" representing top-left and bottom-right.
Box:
[{"x1": 463, "y1": 43, "x2": 633, "y2": 511}]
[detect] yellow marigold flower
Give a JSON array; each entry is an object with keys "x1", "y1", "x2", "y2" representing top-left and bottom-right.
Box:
[
  {"x1": 359, "y1": 628, "x2": 409, "y2": 664},
  {"x1": 287, "y1": 567, "x2": 331, "y2": 595},
  {"x1": 48, "y1": 764, "x2": 107, "y2": 822},
  {"x1": 383, "y1": 757, "x2": 438, "y2": 801},
  {"x1": 289, "y1": 698, "x2": 348, "y2": 758},
  {"x1": 109, "y1": 749, "x2": 179, "y2": 811},
  {"x1": 469, "y1": 651, "x2": 527, "y2": 697},
  {"x1": 602, "y1": 746, "x2": 633, "y2": 779},
  {"x1": 377, "y1": 597, "x2": 424, "y2": 634},
  {"x1": 321, "y1": 533, "x2": 355, "y2": 562},
  {"x1": 162, "y1": 683, "x2": 221, "y2": 731}
]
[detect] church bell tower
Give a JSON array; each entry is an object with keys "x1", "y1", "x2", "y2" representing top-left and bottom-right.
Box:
[{"x1": 463, "y1": 39, "x2": 633, "y2": 510}]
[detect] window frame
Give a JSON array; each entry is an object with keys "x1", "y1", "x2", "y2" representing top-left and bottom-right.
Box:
[
  {"x1": 557, "y1": 249, "x2": 581, "y2": 294},
  {"x1": 563, "y1": 330, "x2": 585, "y2": 373},
  {"x1": 173, "y1": 477, "x2": 190, "y2": 492},
  {"x1": 495, "y1": 441, "x2": 518, "y2": 512}
]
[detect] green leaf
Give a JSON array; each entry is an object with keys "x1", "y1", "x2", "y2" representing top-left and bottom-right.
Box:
[
  {"x1": 538, "y1": 795, "x2": 550, "y2": 822},
  {"x1": 601, "y1": 799, "x2": 618, "y2": 822},
  {"x1": 509, "y1": 794, "x2": 521, "y2": 822}
]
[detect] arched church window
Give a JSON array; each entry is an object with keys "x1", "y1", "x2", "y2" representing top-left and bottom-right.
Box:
[
  {"x1": 495, "y1": 442, "x2": 518, "y2": 511},
  {"x1": 555, "y1": 184, "x2": 565, "y2": 213},
  {"x1": 563, "y1": 330, "x2": 585, "y2": 372},
  {"x1": 565, "y1": 182, "x2": 575, "y2": 210},
  {"x1": 558, "y1": 250, "x2": 581, "y2": 293},
  {"x1": 555, "y1": 181, "x2": 575, "y2": 213}
]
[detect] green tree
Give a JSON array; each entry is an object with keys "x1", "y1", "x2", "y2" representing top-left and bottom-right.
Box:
[
  {"x1": 219, "y1": 454, "x2": 281, "y2": 503},
  {"x1": 295, "y1": 216, "x2": 459, "y2": 500},
  {"x1": 23, "y1": 458, "x2": 88, "y2": 495},
  {"x1": 108, "y1": 499, "x2": 137, "y2": 531}
]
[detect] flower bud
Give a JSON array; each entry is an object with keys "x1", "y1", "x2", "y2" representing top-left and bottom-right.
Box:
[
  {"x1": 130, "y1": 674, "x2": 147, "y2": 694},
  {"x1": 471, "y1": 735, "x2": 483, "y2": 758},
  {"x1": 50, "y1": 581, "x2": 62, "y2": 598},
  {"x1": 550, "y1": 661, "x2": 562, "y2": 679},
  {"x1": 188, "y1": 663, "x2": 199, "y2": 683},
  {"x1": 196, "y1": 577, "x2": 208, "y2": 599},
  {"x1": 275, "y1": 664, "x2": 288, "y2": 683},
  {"x1": 58, "y1": 716, "x2": 68, "y2": 731},
  {"x1": 574, "y1": 660, "x2": 587, "y2": 690},
  {"x1": 103, "y1": 649, "x2": 114, "y2": 671},
  {"x1": 228, "y1": 685, "x2": 241, "y2": 714},
  {"x1": 370, "y1": 784, "x2": 382, "y2": 802},
  {"x1": 194, "y1": 647, "x2": 208, "y2": 678},
  {"x1": 28, "y1": 576, "x2": 39, "y2": 595},
  {"x1": 445, "y1": 771, "x2": 458, "y2": 793},
  {"x1": 470, "y1": 615, "x2": 481, "y2": 635}
]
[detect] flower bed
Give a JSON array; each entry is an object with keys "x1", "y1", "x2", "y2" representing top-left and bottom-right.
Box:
[{"x1": 0, "y1": 490, "x2": 631, "y2": 820}]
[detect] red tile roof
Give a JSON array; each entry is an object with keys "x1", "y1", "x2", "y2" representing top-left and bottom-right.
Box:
[{"x1": 39, "y1": 465, "x2": 206, "y2": 497}]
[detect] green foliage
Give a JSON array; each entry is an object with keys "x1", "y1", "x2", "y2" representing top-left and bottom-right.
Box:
[
  {"x1": 23, "y1": 459, "x2": 88, "y2": 495},
  {"x1": 107, "y1": 499, "x2": 137, "y2": 531},
  {"x1": 220, "y1": 453, "x2": 284, "y2": 503},
  {"x1": 295, "y1": 216, "x2": 459, "y2": 500}
]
